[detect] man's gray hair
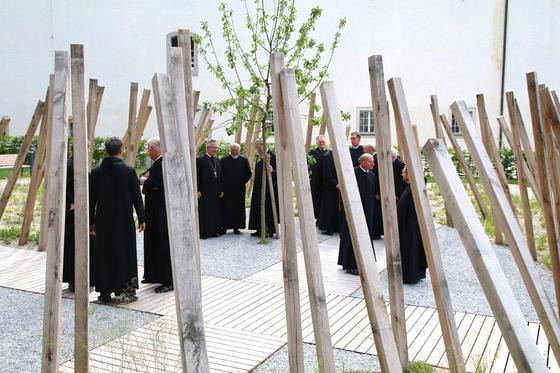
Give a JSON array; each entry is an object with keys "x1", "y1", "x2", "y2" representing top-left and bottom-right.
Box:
[
  {"x1": 316, "y1": 134, "x2": 326, "y2": 142},
  {"x1": 147, "y1": 137, "x2": 161, "y2": 149},
  {"x1": 358, "y1": 153, "x2": 373, "y2": 163},
  {"x1": 206, "y1": 139, "x2": 218, "y2": 148},
  {"x1": 391, "y1": 148, "x2": 398, "y2": 158},
  {"x1": 364, "y1": 144, "x2": 375, "y2": 152},
  {"x1": 230, "y1": 142, "x2": 241, "y2": 150}
]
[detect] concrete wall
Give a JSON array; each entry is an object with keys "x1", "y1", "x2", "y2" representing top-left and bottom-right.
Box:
[{"x1": 0, "y1": 0, "x2": 558, "y2": 149}]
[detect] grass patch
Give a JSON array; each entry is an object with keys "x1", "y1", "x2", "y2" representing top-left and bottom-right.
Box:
[{"x1": 406, "y1": 361, "x2": 434, "y2": 373}]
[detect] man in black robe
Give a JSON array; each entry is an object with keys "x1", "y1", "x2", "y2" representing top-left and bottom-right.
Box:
[
  {"x1": 317, "y1": 150, "x2": 339, "y2": 235},
  {"x1": 308, "y1": 135, "x2": 328, "y2": 219},
  {"x1": 139, "y1": 138, "x2": 173, "y2": 293},
  {"x1": 392, "y1": 150, "x2": 407, "y2": 200},
  {"x1": 397, "y1": 166, "x2": 427, "y2": 284},
  {"x1": 349, "y1": 131, "x2": 364, "y2": 167},
  {"x1": 90, "y1": 137, "x2": 145, "y2": 303},
  {"x1": 338, "y1": 153, "x2": 376, "y2": 275},
  {"x1": 248, "y1": 142, "x2": 278, "y2": 237},
  {"x1": 196, "y1": 139, "x2": 223, "y2": 239},
  {"x1": 220, "y1": 143, "x2": 252, "y2": 234}
]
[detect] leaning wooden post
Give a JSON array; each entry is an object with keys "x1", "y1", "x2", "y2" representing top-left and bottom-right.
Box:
[
  {"x1": 0, "y1": 100, "x2": 44, "y2": 221},
  {"x1": 269, "y1": 53, "x2": 304, "y2": 372},
  {"x1": 70, "y1": 44, "x2": 90, "y2": 373},
  {"x1": 319, "y1": 79, "x2": 402, "y2": 372},
  {"x1": 265, "y1": 155, "x2": 280, "y2": 239},
  {"x1": 304, "y1": 93, "x2": 316, "y2": 152},
  {"x1": 452, "y1": 100, "x2": 560, "y2": 363},
  {"x1": 424, "y1": 138, "x2": 549, "y2": 372},
  {"x1": 279, "y1": 70, "x2": 335, "y2": 372},
  {"x1": 0, "y1": 116, "x2": 10, "y2": 137},
  {"x1": 20, "y1": 87, "x2": 51, "y2": 245},
  {"x1": 41, "y1": 50, "x2": 69, "y2": 373},
  {"x1": 440, "y1": 114, "x2": 488, "y2": 220},
  {"x1": 388, "y1": 78, "x2": 465, "y2": 372},
  {"x1": 122, "y1": 82, "x2": 138, "y2": 151},
  {"x1": 153, "y1": 71, "x2": 209, "y2": 372},
  {"x1": 367, "y1": 55, "x2": 408, "y2": 366},
  {"x1": 319, "y1": 112, "x2": 327, "y2": 136},
  {"x1": 430, "y1": 95, "x2": 453, "y2": 227},
  {"x1": 125, "y1": 89, "x2": 150, "y2": 166},
  {"x1": 192, "y1": 90, "x2": 200, "y2": 113}
]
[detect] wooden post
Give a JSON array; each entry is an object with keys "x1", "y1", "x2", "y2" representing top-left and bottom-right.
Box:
[
  {"x1": 234, "y1": 96, "x2": 244, "y2": 144},
  {"x1": 193, "y1": 90, "x2": 200, "y2": 113},
  {"x1": 319, "y1": 79, "x2": 402, "y2": 372},
  {"x1": 246, "y1": 122, "x2": 262, "y2": 198},
  {"x1": 430, "y1": 95, "x2": 453, "y2": 227},
  {"x1": 513, "y1": 99, "x2": 539, "y2": 186},
  {"x1": 279, "y1": 70, "x2": 335, "y2": 372},
  {"x1": 194, "y1": 108, "x2": 211, "y2": 150},
  {"x1": 41, "y1": 50, "x2": 69, "y2": 373},
  {"x1": 19, "y1": 87, "x2": 50, "y2": 245},
  {"x1": 305, "y1": 93, "x2": 316, "y2": 152},
  {"x1": 424, "y1": 138, "x2": 549, "y2": 372},
  {"x1": 0, "y1": 116, "x2": 10, "y2": 137},
  {"x1": 125, "y1": 88, "x2": 151, "y2": 166},
  {"x1": 451, "y1": 100, "x2": 560, "y2": 363},
  {"x1": 122, "y1": 82, "x2": 138, "y2": 150},
  {"x1": 345, "y1": 124, "x2": 351, "y2": 139},
  {"x1": 87, "y1": 82, "x2": 103, "y2": 167},
  {"x1": 388, "y1": 78, "x2": 465, "y2": 372},
  {"x1": 440, "y1": 114, "x2": 488, "y2": 220},
  {"x1": 0, "y1": 100, "x2": 44, "y2": 221},
  {"x1": 319, "y1": 112, "x2": 327, "y2": 135},
  {"x1": 367, "y1": 56, "x2": 408, "y2": 366},
  {"x1": 70, "y1": 44, "x2": 90, "y2": 373},
  {"x1": 152, "y1": 71, "x2": 209, "y2": 372},
  {"x1": 269, "y1": 53, "x2": 304, "y2": 372}
]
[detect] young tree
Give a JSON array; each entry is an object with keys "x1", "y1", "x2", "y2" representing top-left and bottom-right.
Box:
[{"x1": 196, "y1": 0, "x2": 346, "y2": 242}]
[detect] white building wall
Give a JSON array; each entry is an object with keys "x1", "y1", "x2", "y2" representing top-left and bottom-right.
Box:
[{"x1": 0, "y1": 0, "x2": 558, "y2": 149}]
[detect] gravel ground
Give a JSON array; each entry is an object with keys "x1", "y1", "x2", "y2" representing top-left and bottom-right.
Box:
[
  {"x1": 253, "y1": 342, "x2": 381, "y2": 372},
  {"x1": 353, "y1": 226, "x2": 556, "y2": 322},
  {"x1": 0, "y1": 287, "x2": 158, "y2": 373}
]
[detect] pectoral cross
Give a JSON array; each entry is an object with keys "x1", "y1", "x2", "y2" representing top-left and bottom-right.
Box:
[{"x1": 214, "y1": 171, "x2": 217, "y2": 178}]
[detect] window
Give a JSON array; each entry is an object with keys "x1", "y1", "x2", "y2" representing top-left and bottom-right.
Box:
[
  {"x1": 167, "y1": 32, "x2": 199, "y2": 76},
  {"x1": 357, "y1": 109, "x2": 375, "y2": 134},
  {"x1": 449, "y1": 107, "x2": 476, "y2": 135}
]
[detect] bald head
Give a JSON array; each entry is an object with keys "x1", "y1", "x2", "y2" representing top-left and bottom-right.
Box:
[{"x1": 358, "y1": 153, "x2": 374, "y2": 170}]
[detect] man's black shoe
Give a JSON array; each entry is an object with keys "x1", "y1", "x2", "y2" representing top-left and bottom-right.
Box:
[
  {"x1": 68, "y1": 283, "x2": 75, "y2": 292},
  {"x1": 250, "y1": 231, "x2": 260, "y2": 237},
  {"x1": 155, "y1": 285, "x2": 174, "y2": 293},
  {"x1": 200, "y1": 235, "x2": 208, "y2": 239},
  {"x1": 98, "y1": 294, "x2": 111, "y2": 304},
  {"x1": 233, "y1": 229, "x2": 241, "y2": 235}
]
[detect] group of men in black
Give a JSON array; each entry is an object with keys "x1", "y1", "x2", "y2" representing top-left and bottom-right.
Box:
[{"x1": 62, "y1": 130, "x2": 428, "y2": 304}]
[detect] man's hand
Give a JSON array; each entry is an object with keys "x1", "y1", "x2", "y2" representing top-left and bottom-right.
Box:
[
  {"x1": 219, "y1": 192, "x2": 224, "y2": 198},
  {"x1": 69, "y1": 203, "x2": 75, "y2": 211},
  {"x1": 267, "y1": 164, "x2": 273, "y2": 173},
  {"x1": 138, "y1": 222, "x2": 146, "y2": 232},
  {"x1": 336, "y1": 184, "x2": 340, "y2": 190},
  {"x1": 197, "y1": 192, "x2": 202, "y2": 199},
  {"x1": 375, "y1": 194, "x2": 380, "y2": 200},
  {"x1": 89, "y1": 224, "x2": 96, "y2": 236},
  {"x1": 139, "y1": 176, "x2": 148, "y2": 185}
]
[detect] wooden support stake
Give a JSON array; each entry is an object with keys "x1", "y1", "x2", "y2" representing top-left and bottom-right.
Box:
[
  {"x1": 234, "y1": 96, "x2": 244, "y2": 144},
  {"x1": 246, "y1": 122, "x2": 262, "y2": 198},
  {"x1": 319, "y1": 79, "x2": 401, "y2": 372},
  {"x1": 125, "y1": 89, "x2": 150, "y2": 166},
  {"x1": 452, "y1": 99, "x2": 560, "y2": 363},
  {"x1": 0, "y1": 100, "x2": 44, "y2": 221},
  {"x1": 319, "y1": 112, "x2": 327, "y2": 136},
  {"x1": 513, "y1": 99, "x2": 539, "y2": 189},
  {"x1": 152, "y1": 72, "x2": 209, "y2": 372},
  {"x1": 367, "y1": 56, "x2": 408, "y2": 366},
  {"x1": 430, "y1": 95, "x2": 453, "y2": 227},
  {"x1": 122, "y1": 82, "x2": 138, "y2": 150},
  {"x1": 280, "y1": 70, "x2": 335, "y2": 372},
  {"x1": 440, "y1": 114, "x2": 488, "y2": 219},
  {"x1": 19, "y1": 87, "x2": 50, "y2": 245},
  {"x1": 304, "y1": 93, "x2": 316, "y2": 152},
  {"x1": 41, "y1": 50, "x2": 69, "y2": 373},
  {"x1": 388, "y1": 78, "x2": 465, "y2": 372},
  {"x1": 38, "y1": 75, "x2": 54, "y2": 252},
  {"x1": 70, "y1": 44, "x2": 90, "y2": 373},
  {"x1": 345, "y1": 124, "x2": 351, "y2": 139},
  {"x1": 0, "y1": 116, "x2": 10, "y2": 137},
  {"x1": 269, "y1": 53, "x2": 304, "y2": 372},
  {"x1": 195, "y1": 108, "x2": 211, "y2": 150},
  {"x1": 193, "y1": 90, "x2": 200, "y2": 113},
  {"x1": 423, "y1": 138, "x2": 549, "y2": 372}
]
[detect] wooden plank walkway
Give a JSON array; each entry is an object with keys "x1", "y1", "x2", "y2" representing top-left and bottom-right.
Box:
[{"x1": 0, "y1": 243, "x2": 558, "y2": 372}]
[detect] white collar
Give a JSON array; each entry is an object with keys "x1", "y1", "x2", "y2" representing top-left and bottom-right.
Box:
[
  {"x1": 359, "y1": 165, "x2": 368, "y2": 173},
  {"x1": 231, "y1": 154, "x2": 239, "y2": 159},
  {"x1": 352, "y1": 145, "x2": 361, "y2": 150}
]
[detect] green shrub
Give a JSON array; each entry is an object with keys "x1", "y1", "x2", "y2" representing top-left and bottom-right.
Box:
[{"x1": 406, "y1": 361, "x2": 434, "y2": 373}]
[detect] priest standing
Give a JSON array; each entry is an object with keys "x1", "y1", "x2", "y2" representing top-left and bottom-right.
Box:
[
  {"x1": 139, "y1": 138, "x2": 173, "y2": 293},
  {"x1": 317, "y1": 150, "x2": 339, "y2": 235},
  {"x1": 90, "y1": 137, "x2": 145, "y2": 303},
  {"x1": 220, "y1": 143, "x2": 252, "y2": 234},
  {"x1": 308, "y1": 135, "x2": 328, "y2": 219},
  {"x1": 248, "y1": 142, "x2": 278, "y2": 238},
  {"x1": 349, "y1": 131, "x2": 364, "y2": 167},
  {"x1": 196, "y1": 139, "x2": 223, "y2": 239},
  {"x1": 338, "y1": 153, "x2": 377, "y2": 275}
]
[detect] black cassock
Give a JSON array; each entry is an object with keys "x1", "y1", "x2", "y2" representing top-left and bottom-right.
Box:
[
  {"x1": 372, "y1": 155, "x2": 407, "y2": 236},
  {"x1": 90, "y1": 157, "x2": 145, "y2": 296},
  {"x1": 196, "y1": 154, "x2": 223, "y2": 236},
  {"x1": 350, "y1": 145, "x2": 364, "y2": 167},
  {"x1": 308, "y1": 148, "x2": 327, "y2": 218},
  {"x1": 220, "y1": 155, "x2": 252, "y2": 229},
  {"x1": 338, "y1": 167, "x2": 376, "y2": 271},
  {"x1": 62, "y1": 158, "x2": 96, "y2": 287},
  {"x1": 397, "y1": 184, "x2": 427, "y2": 283},
  {"x1": 317, "y1": 151, "x2": 339, "y2": 233},
  {"x1": 142, "y1": 157, "x2": 172, "y2": 286},
  {"x1": 248, "y1": 151, "x2": 279, "y2": 234}
]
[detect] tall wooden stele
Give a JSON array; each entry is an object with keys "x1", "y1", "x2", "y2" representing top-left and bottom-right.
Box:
[
  {"x1": 269, "y1": 53, "x2": 304, "y2": 372},
  {"x1": 424, "y1": 138, "x2": 548, "y2": 371},
  {"x1": 70, "y1": 44, "x2": 90, "y2": 373},
  {"x1": 319, "y1": 79, "x2": 402, "y2": 372},
  {"x1": 41, "y1": 50, "x2": 69, "y2": 373},
  {"x1": 367, "y1": 55, "x2": 407, "y2": 366},
  {"x1": 387, "y1": 78, "x2": 465, "y2": 372},
  {"x1": 452, "y1": 100, "x2": 560, "y2": 363}
]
